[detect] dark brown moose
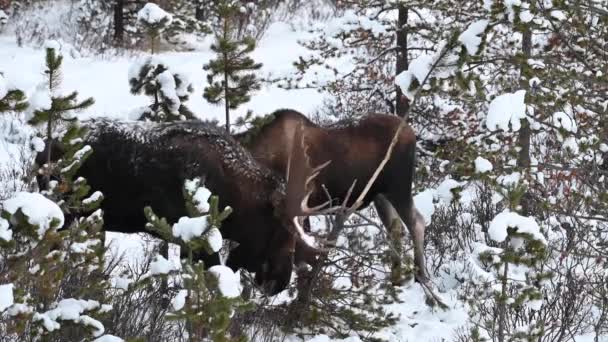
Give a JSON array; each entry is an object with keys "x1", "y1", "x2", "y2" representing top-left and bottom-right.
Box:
[
  {"x1": 236, "y1": 109, "x2": 429, "y2": 284},
  {"x1": 37, "y1": 119, "x2": 324, "y2": 295}
]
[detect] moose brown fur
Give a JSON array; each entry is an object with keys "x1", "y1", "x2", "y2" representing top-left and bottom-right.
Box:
[
  {"x1": 37, "y1": 119, "x2": 314, "y2": 295},
  {"x1": 236, "y1": 109, "x2": 429, "y2": 283}
]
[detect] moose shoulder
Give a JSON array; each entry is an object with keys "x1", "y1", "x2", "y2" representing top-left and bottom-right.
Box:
[
  {"x1": 235, "y1": 109, "x2": 429, "y2": 284},
  {"x1": 37, "y1": 119, "x2": 305, "y2": 295}
]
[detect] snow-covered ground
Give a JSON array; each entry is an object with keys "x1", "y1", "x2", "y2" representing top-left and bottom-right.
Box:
[{"x1": 0, "y1": 22, "x2": 328, "y2": 124}]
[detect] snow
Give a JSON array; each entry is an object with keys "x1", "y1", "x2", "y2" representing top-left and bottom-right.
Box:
[
  {"x1": 552, "y1": 111, "x2": 577, "y2": 133},
  {"x1": 137, "y1": 3, "x2": 172, "y2": 26},
  {"x1": 184, "y1": 179, "x2": 212, "y2": 213},
  {"x1": 562, "y1": 136, "x2": 579, "y2": 154},
  {"x1": 171, "y1": 289, "x2": 188, "y2": 311},
  {"x1": 435, "y1": 178, "x2": 464, "y2": 203},
  {"x1": 0, "y1": 24, "x2": 325, "y2": 124},
  {"x1": 486, "y1": 90, "x2": 527, "y2": 131},
  {"x1": 205, "y1": 227, "x2": 223, "y2": 253},
  {"x1": 31, "y1": 136, "x2": 45, "y2": 152},
  {"x1": 82, "y1": 191, "x2": 103, "y2": 205},
  {"x1": 474, "y1": 156, "x2": 493, "y2": 173},
  {"x1": 551, "y1": 10, "x2": 567, "y2": 21},
  {"x1": 395, "y1": 54, "x2": 434, "y2": 100},
  {"x1": 94, "y1": 335, "x2": 124, "y2": 342},
  {"x1": 158, "y1": 70, "x2": 180, "y2": 114},
  {"x1": 28, "y1": 84, "x2": 52, "y2": 112},
  {"x1": 0, "y1": 72, "x2": 7, "y2": 99},
  {"x1": 459, "y1": 20, "x2": 488, "y2": 55},
  {"x1": 488, "y1": 210, "x2": 546, "y2": 245},
  {"x1": 193, "y1": 187, "x2": 211, "y2": 212},
  {"x1": 172, "y1": 216, "x2": 210, "y2": 242},
  {"x1": 498, "y1": 172, "x2": 521, "y2": 187},
  {"x1": 44, "y1": 39, "x2": 61, "y2": 51},
  {"x1": 71, "y1": 239, "x2": 101, "y2": 254},
  {"x1": 2, "y1": 191, "x2": 65, "y2": 237},
  {"x1": 0, "y1": 217, "x2": 11, "y2": 241},
  {"x1": 149, "y1": 254, "x2": 177, "y2": 275},
  {"x1": 208, "y1": 265, "x2": 242, "y2": 298},
  {"x1": 0, "y1": 283, "x2": 14, "y2": 312},
  {"x1": 112, "y1": 276, "x2": 133, "y2": 291},
  {"x1": 414, "y1": 189, "x2": 435, "y2": 226},
  {"x1": 33, "y1": 298, "x2": 105, "y2": 337}
]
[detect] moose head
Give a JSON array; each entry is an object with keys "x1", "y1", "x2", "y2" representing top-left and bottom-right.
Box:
[{"x1": 254, "y1": 121, "x2": 336, "y2": 294}]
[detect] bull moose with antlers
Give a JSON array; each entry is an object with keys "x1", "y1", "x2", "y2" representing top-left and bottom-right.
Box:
[
  {"x1": 37, "y1": 118, "x2": 326, "y2": 295},
  {"x1": 236, "y1": 109, "x2": 429, "y2": 285}
]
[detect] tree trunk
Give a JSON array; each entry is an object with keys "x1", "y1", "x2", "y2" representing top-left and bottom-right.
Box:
[
  {"x1": 517, "y1": 28, "x2": 532, "y2": 215},
  {"x1": 395, "y1": 5, "x2": 409, "y2": 117},
  {"x1": 195, "y1": 5, "x2": 205, "y2": 21},
  {"x1": 113, "y1": 0, "x2": 124, "y2": 44}
]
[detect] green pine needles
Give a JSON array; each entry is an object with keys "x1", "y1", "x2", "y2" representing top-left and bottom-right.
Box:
[
  {"x1": 29, "y1": 46, "x2": 94, "y2": 172},
  {"x1": 203, "y1": 0, "x2": 262, "y2": 133},
  {"x1": 129, "y1": 57, "x2": 195, "y2": 122}
]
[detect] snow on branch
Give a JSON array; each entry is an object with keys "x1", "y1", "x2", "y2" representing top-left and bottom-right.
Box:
[
  {"x1": 137, "y1": 3, "x2": 172, "y2": 26},
  {"x1": 488, "y1": 211, "x2": 546, "y2": 246},
  {"x1": 458, "y1": 20, "x2": 489, "y2": 55},
  {"x1": 2, "y1": 192, "x2": 65, "y2": 238},
  {"x1": 33, "y1": 298, "x2": 106, "y2": 337},
  {"x1": 486, "y1": 90, "x2": 527, "y2": 131},
  {"x1": 208, "y1": 265, "x2": 242, "y2": 298}
]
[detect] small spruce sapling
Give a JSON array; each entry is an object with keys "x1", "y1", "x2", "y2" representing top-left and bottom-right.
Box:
[
  {"x1": 129, "y1": 57, "x2": 195, "y2": 122},
  {"x1": 466, "y1": 177, "x2": 552, "y2": 341},
  {"x1": 144, "y1": 178, "x2": 250, "y2": 341},
  {"x1": 203, "y1": 0, "x2": 262, "y2": 133},
  {"x1": 28, "y1": 44, "x2": 94, "y2": 184},
  {"x1": 0, "y1": 73, "x2": 28, "y2": 113},
  {"x1": 137, "y1": 3, "x2": 173, "y2": 54}
]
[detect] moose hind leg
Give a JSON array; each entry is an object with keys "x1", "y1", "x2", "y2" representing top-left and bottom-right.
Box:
[
  {"x1": 373, "y1": 194, "x2": 406, "y2": 285},
  {"x1": 388, "y1": 196, "x2": 429, "y2": 284}
]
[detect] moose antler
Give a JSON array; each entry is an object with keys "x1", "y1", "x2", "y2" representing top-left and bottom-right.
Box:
[{"x1": 284, "y1": 122, "x2": 340, "y2": 250}]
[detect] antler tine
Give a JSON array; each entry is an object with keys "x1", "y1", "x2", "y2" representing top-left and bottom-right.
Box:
[{"x1": 283, "y1": 121, "x2": 341, "y2": 252}]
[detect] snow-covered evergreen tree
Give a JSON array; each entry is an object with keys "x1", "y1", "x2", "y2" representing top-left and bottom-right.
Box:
[
  {"x1": 143, "y1": 178, "x2": 250, "y2": 341},
  {"x1": 0, "y1": 73, "x2": 27, "y2": 113},
  {"x1": 128, "y1": 57, "x2": 195, "y2": 122},
  {"x1": 203, "y1": 0, "x2": 262, "y2": 133},
  {"x1": 28, "y1": 43, "x2": 94, "y2": 183},
  {"x1": 137, "y1": 2, "x2": 173, "y2": 54},
  {"x1": 0, "y1": 45, "x2": 112, "y2": 341}
]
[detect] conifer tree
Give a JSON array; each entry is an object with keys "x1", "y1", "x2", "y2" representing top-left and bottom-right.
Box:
[
  {"x1": 137, "y1": 2, "x2": 173, "y2": 54},
  {"x1": 128, "y1": 57, "x2": 195, "y2": 122},
  {"x1": 203, "y1": 0, "x2": 262, "y2": 133},
  {"x1": 28, "y1": 44, "x2": 94, "y2": 180},
  {"x1": 0, "y1": 45, "x2": 111, "y2": 340},
  {"x1": 143, "y1": 178, "x2": 250, "y2": 341},
  {"x1": 0, "y1": 73, "x2": 28, "y2": 113}
]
